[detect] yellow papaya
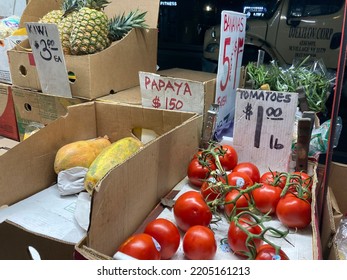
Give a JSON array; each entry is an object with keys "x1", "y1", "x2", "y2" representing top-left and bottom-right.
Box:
[
  {"x1": 54, "y1": 136, "x2": 111, "y2": 174},
  {"x1": 84, "y1": 136, "x2": 143, "y2": 194}
]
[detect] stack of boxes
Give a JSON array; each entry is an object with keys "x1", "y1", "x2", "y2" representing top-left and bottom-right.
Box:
[{"x1": 0, "y1": 0, "x2": 217, "y2": 260}]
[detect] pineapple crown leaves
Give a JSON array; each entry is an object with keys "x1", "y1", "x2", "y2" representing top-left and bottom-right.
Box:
[
  {"x1": 62, "y1": 0, "x2": 110, "y2": 17},
  {"x1": 108, "y1": 9, "x2": 149, "y2": 42}
]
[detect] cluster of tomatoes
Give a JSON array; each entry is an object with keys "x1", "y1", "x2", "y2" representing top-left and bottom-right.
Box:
[{"x1": 117, "y1": 142, "x2": 314, "y2": 260}]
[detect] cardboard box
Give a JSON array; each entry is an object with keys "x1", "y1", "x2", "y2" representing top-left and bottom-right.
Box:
[
  {"x1": 0, "y1": 83, "x2": 19, "y2": 140},
  {"x1": 8, "y1": 0, "x2": 159, "y2": 100},
  {"x1": 320, "y1": 162, "x2": 347, "y2": 259},
  {"x1": 75, "y1": 159, "x2": 321, "y2": 260},
  {"x1": 12, "y1": 86, "x2": 85, "y2": 141},
  {"x1": 98, "y1": 68, "x2": 217, "y2": 138},
  {"x1": 0, "y1": 101, "x2": 202, "y2": 259},
  {"x1": 0, "y1": 136, "x2": 19, "y2": 156}
]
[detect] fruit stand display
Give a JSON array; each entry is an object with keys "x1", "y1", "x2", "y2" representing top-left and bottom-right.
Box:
[
  {"x1": 75, "y1": 140, "x2": 319, "y2": 260},
  {"x1": 8, "y1": 0, "x2": 159, "y2": 100}
]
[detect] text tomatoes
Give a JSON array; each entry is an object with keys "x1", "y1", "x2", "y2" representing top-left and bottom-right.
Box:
[
  {"x1": 252, "y1": 183, "x2": 282, "y2": 214},
  {"x1": 215, "y1": 144, "x2": 238, "y2": 171},
  {"x1": 144, "y1": 218, "x2": 181, "y2": 260},
  {"x1": 187, "y1": 157, "x2": 216, "y2": 187},
  {"x1": 173, "y1": 191, "x2": 212, "y2": 232},
  {"x1": 232, "y1": 162, "x2": 260, "y2": 183},
  {"x1": 227, "y1": 217, "x2": 263, "y2": 258},
  {"x1": 276, "y1": 193, "x2": 311, "y2": 229},
  {"x1": 183, "y1": 225, "x2": 217, "y2": 260},
  {"x1": 118, "y1": 233, "x2": 161, "y2": 260},
  {"x1": 227, "y1": 171, "x2": 253, "y2": 189},
  {"x1": 255, "y1": 244, "x2": 289, "y2": 260},
  {"x1": 260, "y1": 171, "x2": 286, "y2": 189}
]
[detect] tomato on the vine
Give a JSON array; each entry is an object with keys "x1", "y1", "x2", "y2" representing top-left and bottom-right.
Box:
[
  {"x1": 173, "y1": 191, "x2": 212, "y2": 232},
  {"x1": 260, "y1": 171, "x2": 287, "y2": 189},
  {"x1": 227, "y1": 171, "x2": 253, "y2": 189},
  {"x1": 224, "y1": 189, "x2": 251, "y2": 217},
  {"x1": 232, "y1": 162, "x2": 261, "y2": 183},
  {"x1": 227, "y1": 216, "x2": 263, "y2": 258},
  {"x1": 183, "y1": 225, "x2": 217, "y2": 260},
  {"x1": 187, "y1": 157, "x2": 216, "y2": 187},
  {"x1": 200, "y1": 175, "x2": 225, "y2": 202},
  {"x1": 144, "y1": 218, "x2": 181, "y2": 260},
  {"x1": 118, "y1": 233, "x2": 161, "y2": 260},
  {"x1": 290, "y1": 171, "x2": 313, "y2": 192},
  {"x1": 214, "y1": 144, "x2": 238, "y2": 171},
  {"x1": 255, "y1": 244, "x2": 289, "y2": 260},
  {"x1": 276, "y1": 193, "x2": 311, "y2": 229},
  {"x1": 252, "y1": 183, "x2": 282, "y2": 214}
]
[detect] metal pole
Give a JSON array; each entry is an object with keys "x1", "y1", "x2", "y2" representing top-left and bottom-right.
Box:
[{"x1": 319, "y1": 1, "x2": 347, "y2": 232}]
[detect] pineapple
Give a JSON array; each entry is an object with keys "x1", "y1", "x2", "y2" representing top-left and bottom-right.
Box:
[
  {"x1": 38, "y1": 9, "x2": 63, "y2": 25},
  {"x1": 108, "y1": 10, "x2": 148, "y2": 42},
  {"x1": 69, "y1": 0, "x2": 110, "y2": 55},
  {"x1": 58, "y1": 0, "x2": 81, "y2": 54}
]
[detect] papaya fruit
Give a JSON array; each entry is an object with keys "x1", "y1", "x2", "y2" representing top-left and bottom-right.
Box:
[
  {"x1": 84, "y1": 136, "x2": 143, "y2": 194},
  {"x1": 54, "y1": 136, "x2": 111, "y2": 174}
]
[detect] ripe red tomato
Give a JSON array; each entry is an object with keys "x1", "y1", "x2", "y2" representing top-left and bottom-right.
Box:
[
  {"x1": 187, "y1": 157, "x2": 217, "y2": 187},
  {"x1": 214, "y1": 144, "x2": 238, "y2": 171},
  {"x1": 255, "y1": 244, "x2": 289, "y2": 260},
  {"x1": 276, "y1": 193, "x2": 311, "y2": 229},
  {"x1": 224, "y1": 189, "x2": 250, "y2": 217},
  {"x1": 227, "y1": 217, "x2": 263, "y2": 258},
  {"x1": 118, "y1": 233, "x2": 161, "y2": 260},
  {"x1": 200, "y1": 175, "x2": 225, "y2": 202},
  {"x1": 291, "y1": 171, "x2": 313, "y2": 189},
  {"x1": 144, "y1": 218, "x2": 181, "y2": 260},
  {"x1": 173, "y1": 191, "x2": 212, "y2": 232},
  {"x1": 260, "y1": 171, "x2": 287, "y2": 189},
  {"x1": 183, "y1": 225, "x2": 217, "y2": 260},
  {"x1": 232, "y1": 162, "x2": 261, "y2": 183},
  {"x1": 252, "y1": 183, "x2": 282, "y2": 214},
  {"x1": 227, "y1": 171, "x2": 253, "y2": 189}
]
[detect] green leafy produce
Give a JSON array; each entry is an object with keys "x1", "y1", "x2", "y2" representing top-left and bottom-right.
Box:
[{"x1": 245, "y1": 56, "x2": 333, "y2": 113}]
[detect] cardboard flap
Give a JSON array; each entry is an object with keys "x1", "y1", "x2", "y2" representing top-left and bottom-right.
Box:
[
  {"x1": 0, "y1": 102, "x2": 98, "y2": 207},
  {"x1": 20, "y1": 0, "x2": 160, "y2": 29},
  {"x1": 158, "y1": 68, "x2": 217, "y2": 83},
  {"x1": 87, "y1": 111, "x2": 202, "y2": 257},
  {"x1": 19, "y1": 0, "x2": 62, "y2": 28}
]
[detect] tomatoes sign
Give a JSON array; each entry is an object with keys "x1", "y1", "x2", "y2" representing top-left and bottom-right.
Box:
[
  {"x1": 232, "y1": 89, "x2": 298, "y2": 174},
  {"x1": 214, "y1": 11, "x2": 246, "y2": 140},
  {"x1": 139, "y1": 71, "x2": 205, "y2": 114}
]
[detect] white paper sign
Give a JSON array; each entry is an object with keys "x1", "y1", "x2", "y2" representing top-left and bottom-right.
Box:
[
  {"x1": 25, "y1": 22, "x2": 72, "y2": 97},
  {"x1": 233, "y1": 89, "x2": 298, "y2": 174},
  {"x1": 140, "y1": 71, "x2": 205, "y2": 113},
  {"x1": 214, "y1": 11, "x2": 246, "y2": 140}
]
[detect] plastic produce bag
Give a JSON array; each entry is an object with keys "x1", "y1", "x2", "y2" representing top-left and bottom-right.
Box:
[
  {"x1": 309, "y1": 116, "x2": 343, "y2": 157},
  {"x1": 334, "y1": 214, "x2": 347, "y2": 259}
]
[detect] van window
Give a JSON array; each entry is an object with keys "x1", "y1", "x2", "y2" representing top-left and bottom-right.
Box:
[
  {"x1": 288, "y1": 0, "x2": 344, "y2": 18},
  {"x1": 243, "y1": 0, "x2": 281, "y2": 19}
]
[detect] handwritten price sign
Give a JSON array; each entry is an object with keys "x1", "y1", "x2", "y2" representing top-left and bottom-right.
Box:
[
  {"x1": 25, "y1": 22, "x2": 71, "y2": 97},
  {"x1": 214, "y1": 11, "x2": 246, "y2": 140},
  {"x1": 139, "y1": 72, "x2": 205, "y2": 114},
  {"x1": 233, "y1": 89, "x2": 298, "y2": 174}
]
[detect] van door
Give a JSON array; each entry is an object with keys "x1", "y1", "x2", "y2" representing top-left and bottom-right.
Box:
[{"x1": 275, "y1": 0, "x2": 344, "y2": 68}]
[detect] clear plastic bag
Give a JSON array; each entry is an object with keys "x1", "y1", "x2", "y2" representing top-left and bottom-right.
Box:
[
  {"x1": 308, "y1": 116, "x2": 343, "y2": 157},
  {"x1": 334, "y1": 214, "x2": 347, "y2": 260}
]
